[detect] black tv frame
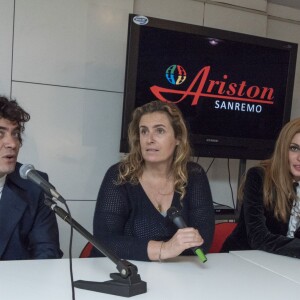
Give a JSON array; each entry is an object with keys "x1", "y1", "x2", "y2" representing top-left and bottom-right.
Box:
[{"x1": 120, "y1": 14, "x2": 298, "y2": 160}]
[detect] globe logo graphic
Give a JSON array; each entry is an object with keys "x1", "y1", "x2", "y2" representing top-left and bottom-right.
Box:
[{"x1": 165, "y1": 65, "x2": 187, "y2": 85}]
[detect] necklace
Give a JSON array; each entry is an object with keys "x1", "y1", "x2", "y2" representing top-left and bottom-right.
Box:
[
  {"x1": 154, "y1": 193, "x2": 174, "y2": 212},
  {"x1": 140, "y1": 175, "x2": 174, "y2": 212},
  {"x1": 156, "y1": 203, "x2": 162, "y2": 213}
]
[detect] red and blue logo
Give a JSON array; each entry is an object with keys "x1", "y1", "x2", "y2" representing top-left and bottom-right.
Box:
[{"x1": 165, "y1": 65, "x2": 187, "y2": 85}]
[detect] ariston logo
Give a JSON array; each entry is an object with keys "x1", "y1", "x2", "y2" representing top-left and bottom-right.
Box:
[{"x1": 150, "y1": 65, "x2": 275, "y2": 113}]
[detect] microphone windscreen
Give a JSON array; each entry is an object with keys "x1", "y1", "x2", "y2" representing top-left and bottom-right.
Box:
[
  {"x1": 167, "y1": 206, "x2": 180, "y2": 221},
  {"x1": 19, "y1": 164, "x2": 35, "y2": 179}
]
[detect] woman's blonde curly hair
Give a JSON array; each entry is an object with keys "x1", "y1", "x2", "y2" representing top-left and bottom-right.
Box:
[{"x1": 118, "y1": 100, "x2": 191, "y2": 200}]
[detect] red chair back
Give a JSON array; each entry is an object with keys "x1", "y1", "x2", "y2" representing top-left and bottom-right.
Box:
[
  {"x1": 209, "y1": 222, "x2": 237, "y2": 253},
  {"x1": 79, "y1": 242, "x2": 93, "y2": 258}
]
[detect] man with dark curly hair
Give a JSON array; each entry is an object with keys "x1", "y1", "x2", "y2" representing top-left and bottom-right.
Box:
[{"x1": 0, "y1": 95, "x2": 63, "y2": 260}]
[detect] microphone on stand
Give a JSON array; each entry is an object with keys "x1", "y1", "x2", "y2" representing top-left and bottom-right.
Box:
[
  {"x1": 167, "y1": 206, "x2": 207, "y2": 263},
  {"x1": 20, "y1": 163, "x2": 147, "y2": 297}
]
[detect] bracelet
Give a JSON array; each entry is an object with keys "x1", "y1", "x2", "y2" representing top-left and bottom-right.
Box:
[{"x1": 158, "y1": 241, "x2": 164, "y2": 262}]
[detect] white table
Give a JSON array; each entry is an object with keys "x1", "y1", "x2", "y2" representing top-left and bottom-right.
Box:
[
  {"x1": 231, "y1": 250, "x2": 300, "y2": 284},
  {"x1": 1, "y1": 253, "x2": 299, "y2": 300}
]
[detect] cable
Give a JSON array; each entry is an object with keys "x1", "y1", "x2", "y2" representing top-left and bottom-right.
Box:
[
  {"x1": 64, "y1": 202, "x2": 76, "y2": 300},
  {"x1": 205, "y1": 158, "x2": 215, "y2": 174},
  {"x1": 227, "y1": 159, "x2": 236, "y2": 209}
]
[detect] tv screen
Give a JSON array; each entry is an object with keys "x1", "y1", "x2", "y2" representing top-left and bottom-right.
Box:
[{"x1": 120, "y1": 14, "x2": 298, "y2": 160}]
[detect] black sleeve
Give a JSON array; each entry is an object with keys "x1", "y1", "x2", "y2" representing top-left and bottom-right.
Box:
[
  {"x1": 185, "y1": 162, "x2": 215, "y2": 253},
  {"x1": 243, "y1": 167, "x2": 300, "y2": 258},
  {"x1": 28, "y1": 172, "x2": 63, "y2": 259},
  {"x1": 91, "y1": 164, "x2": 149, "y2": 260}
]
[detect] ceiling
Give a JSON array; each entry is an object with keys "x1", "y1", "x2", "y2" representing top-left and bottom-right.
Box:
[{"x1": 268, "y1": 0, "x2": 300, "y2": 10}]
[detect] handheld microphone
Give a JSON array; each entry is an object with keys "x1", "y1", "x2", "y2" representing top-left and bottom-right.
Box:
[
  {"x1": 19, "y1": 164, "x2": 66, "y2": 204},
  {"x1": 167, "y1": 206, "x2": 207, "y2": 263}
]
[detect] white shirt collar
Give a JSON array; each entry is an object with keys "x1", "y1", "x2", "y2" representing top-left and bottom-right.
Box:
[
  {"x1": 287, "y1": 183, "x2": 300, "y2": 238},
  {"x1": 0, "y1": 175, "x2": 7, "y2": 189}
]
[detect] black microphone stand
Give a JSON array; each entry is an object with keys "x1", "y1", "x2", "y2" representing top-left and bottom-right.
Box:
[{"x1": 44, "y1": 197, "x2": 147, "y2": 297}]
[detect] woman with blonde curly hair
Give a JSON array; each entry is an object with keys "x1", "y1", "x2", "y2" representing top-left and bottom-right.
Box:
[
  {"x1": 222, "y1": 118, "x2": 300, "y2": 258},
  {"x1": 91, "y1": 100, "x2": 214, "y2": 261}
]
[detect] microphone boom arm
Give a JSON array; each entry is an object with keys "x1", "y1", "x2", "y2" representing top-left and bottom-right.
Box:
[{"x1": 44, "y1": 197, "x2": 147, "y2": 297}]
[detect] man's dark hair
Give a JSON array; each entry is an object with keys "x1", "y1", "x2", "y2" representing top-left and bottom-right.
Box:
[{"x1": 0, "y1": 96, "x2": 30, "y2": 144}]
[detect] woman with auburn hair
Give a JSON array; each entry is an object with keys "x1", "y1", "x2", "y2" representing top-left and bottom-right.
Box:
[
  {"x1": 222, "y1": 118, "x2": 300, "y2": 258},
  {"x1": 91, "y1": 100, "x2": 214, "y2": 261}
]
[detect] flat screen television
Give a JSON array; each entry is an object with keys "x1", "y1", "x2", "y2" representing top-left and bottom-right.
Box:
[{"x1": 120, "y1": 14, "x2": 298, "y2": 160}]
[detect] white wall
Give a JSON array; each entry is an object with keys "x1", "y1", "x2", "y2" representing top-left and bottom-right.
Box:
[{"x1": 0, "y1": 0, "x2": 299, "y2": 257}]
